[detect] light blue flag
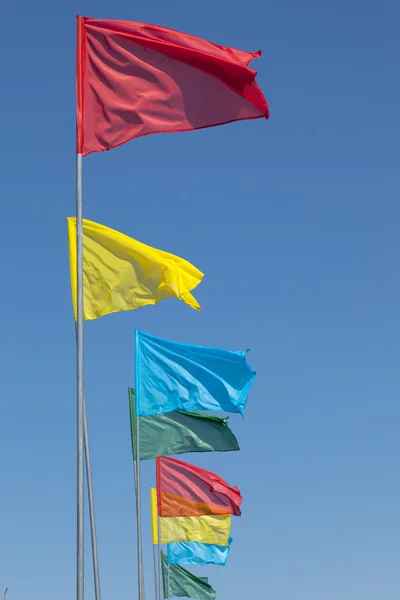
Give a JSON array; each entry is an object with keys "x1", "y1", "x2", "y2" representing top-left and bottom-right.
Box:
[
  {"x1": 167, "y1": 539, "x2": 232, "y2": 566},
  {"x1": 135, "y1": 330, "x2": 256, "y2": 417}
]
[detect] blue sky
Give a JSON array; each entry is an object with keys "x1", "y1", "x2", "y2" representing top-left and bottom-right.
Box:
[{"x1": 1, "y1": 1, "x2": 399, "y2": 600}]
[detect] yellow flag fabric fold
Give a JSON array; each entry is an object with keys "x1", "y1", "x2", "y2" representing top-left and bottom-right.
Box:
[
  {"x1": 67, "y1": 218, "x2": 203, "y2": 321},
  {"x1": 151, "y1": 488, "x2": 230, "y2": 545}
]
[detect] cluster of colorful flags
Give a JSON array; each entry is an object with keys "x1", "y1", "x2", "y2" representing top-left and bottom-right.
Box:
[
  {"x1": 133, "y1": 330, "x2": 254, "y2": 599},
  {"x1": 72, "y1": 13, "x2": 268, "y2": 600}
]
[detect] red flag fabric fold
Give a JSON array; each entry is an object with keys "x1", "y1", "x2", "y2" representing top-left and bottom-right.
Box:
[
  {"x1": 76, "y1": 16, "x2": 269, "y2": 156},
  {"x1": 156, "y1": 456, "x2": 242, "y2": 517}
]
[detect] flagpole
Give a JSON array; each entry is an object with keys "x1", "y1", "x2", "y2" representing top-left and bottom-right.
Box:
[
  {"x1": 83, "y1": 402, "x2": 101, "y2": 600},
  {"x1": 74, "y1": 319, "x2": 101, "y2": 600},
  {"x1": 129, "y1": 390, "x2": 144, "y2": 600},
  {"x1": 134, "y1": 331, "x2": 145, "y2": 600},
  {"x1": 167, "y1": 563, "x2": 170, "y2": 600},
  {"x1": 76, "y1": 152, "x2": 84, "y2": 600},
  {"x1": 150, "y1": 486, "x2": 159, "y2": 600},
  {"x1": 153, "y1": 542, "x2": 159, "y2": 600},
  {"x1": 157, "y1": 513, "x2": 163, "y2": 600},
  {"x1": 156, "y1": 459, "x2": 163, "y2": 600},
  {"x1": 133, "y1": 455, "x2": 145, "y2": 600}
]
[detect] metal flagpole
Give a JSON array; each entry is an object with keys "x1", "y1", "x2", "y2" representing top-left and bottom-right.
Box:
[
  {"x1": 134, "y1": 331, "x2": 145, "y2": 600},
  {"x1": 74, "y1": 320, "x2": 101, "y2": 600},
  {"x1": 129, "y1": 391, "x2": 144, "y2": 600},
  {"x1": 167, "y1": 563, "x2": 170, "y2": 600},
  {"x1": 76, "y1": 152, "x2": 84, "y2": 600},
  {"x1": 153, "y1": 536, "x2": 159, "y2": 600},
  {"x1": 83, "y1": 402, "x2": 101, "y2": 600},
  {"x1": 150, "y1": 485, "x2": 159, "y2": 600},
  {"x1": 155, "y1": 459, "x2": 163, "y2": 600},
  {"x1": 133, "y1": 454, "x2": 145, "y2": 600},
  {"x1": 157, "y1": 514, "x2": 163, "y2": 600}
]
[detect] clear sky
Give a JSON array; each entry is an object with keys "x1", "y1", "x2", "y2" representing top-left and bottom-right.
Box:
[{"x1": 1, "y1": 1, "x2": 399, "y2": 600}]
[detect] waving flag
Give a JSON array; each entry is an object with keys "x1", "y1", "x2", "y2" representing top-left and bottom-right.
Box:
[
  {"x1": 135, "y1": 330, "x2": 256, "y2": 416},
  {"x1": 129, "y1": 389, "x2": 239, "y2": 460},
  {"x1": 167, "y1": 539, "x2": 232, "y2": 566},
  {"x1": 157, "y1": 456, "x2": 242, "y2": 517},
  {"x1": 77, "y1": 17, "x2": 269, "y2": 156},
  {"x1": 151, "y1": 489, "x2": 230, "y2": 545},
  {"x1": 161, "y1": 553, "x2": 216, "y2": 600},
  {"x1": 67, "y1": 219, "x2": 202, "y2": 320}
]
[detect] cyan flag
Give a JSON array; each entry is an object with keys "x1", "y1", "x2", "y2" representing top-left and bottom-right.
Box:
[
  {"x1": 135, "y1": 330, "x2": 256, "y2": 417},
  {"x1": 167, "y1": 539, "x2": 232, "y2": 566}
]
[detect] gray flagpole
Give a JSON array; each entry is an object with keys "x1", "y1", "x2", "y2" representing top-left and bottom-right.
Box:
[
  {"x1": 157, "y1": 512, "x2": 163, "y2": 600},
  {"x1": 167, "y1": 563, "x2": 170, "y2": 600},
  {"x1": 76, "y1": 152, "x2": 84, "y2": 600},
  {"x1": 74, "y1": 323, "x2": 101, "y2": 600},
  {"x1": 134, "y1": 332, "x2": 145, "y2": 600},
  {"x1": 155, "y1": 461, "x2": 163, "y2": 600},
  {"x1": 151, "y1": 487, "x2": 159, "y2": 600},
  {"x1": 83, "y1": 402, "x2": 101, "y2": 600},
  {"x1": 133, "y1": 455, "x2": 145, "y2": 600},
  {"x1": 153, "y1": 542, "x2": 159, "y2": 600}
]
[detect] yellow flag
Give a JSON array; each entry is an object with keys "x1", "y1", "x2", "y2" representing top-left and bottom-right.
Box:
[
  {"x1": 67, "y1": 218, "x2": 203, "y2": 321},
  {"x1": 150, "y1": 488, "x2": 230, "y2": 545}
]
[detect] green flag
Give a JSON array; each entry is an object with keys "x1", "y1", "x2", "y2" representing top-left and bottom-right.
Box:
[
  {"x1": 129, "y1": 389, "x2": 239, "y2": 461},
  {"x1": 161, "y1": 553, "x2": 216, "y2": 600}
]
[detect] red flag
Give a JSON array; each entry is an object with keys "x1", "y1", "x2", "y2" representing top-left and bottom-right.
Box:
[
  {"x1": 76, "y1": 17, "x2": 269, "y2": 156},
  {"x1": 156, "y1": 456, "x2": 242, "y2": 517}
]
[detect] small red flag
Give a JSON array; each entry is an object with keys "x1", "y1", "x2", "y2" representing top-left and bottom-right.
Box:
[
  {"x1": 156, "y1": 456, "x2": 242, "y2": 517},
  {"x1": 77, "y1": 16, "x2": 269, "y2": 156}
]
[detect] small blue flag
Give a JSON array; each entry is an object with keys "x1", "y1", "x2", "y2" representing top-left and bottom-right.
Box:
[
  {"x1": 135, "y1": 331, "x2": 255, "y2": 417},
  {"x1": 167, "y1": 539, "x2": 232, "y2": 566}
]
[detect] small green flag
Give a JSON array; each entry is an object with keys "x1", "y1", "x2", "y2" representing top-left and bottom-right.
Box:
[
  {"x1": 129, "y1": 389, "x2": 239, "y2": 461},
  {"x1": 162, "y1": 553, "x2": 216, "y2": 600}
]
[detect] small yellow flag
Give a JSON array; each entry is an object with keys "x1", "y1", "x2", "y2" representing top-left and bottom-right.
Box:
[
  {"x1": 67, "y1": 218, "x2": 203, "y2": 321},
  {"x1": 150, "y1": 488, "x2": 230, "y2": 545}
]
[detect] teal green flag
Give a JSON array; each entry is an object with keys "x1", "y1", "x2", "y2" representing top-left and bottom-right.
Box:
[
  {"x1": 129, "y1": 389, "x2": 239, "y2": 461},
  {"x1": 161, "y1": 553, "x2": 216, "y2": 600}
]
